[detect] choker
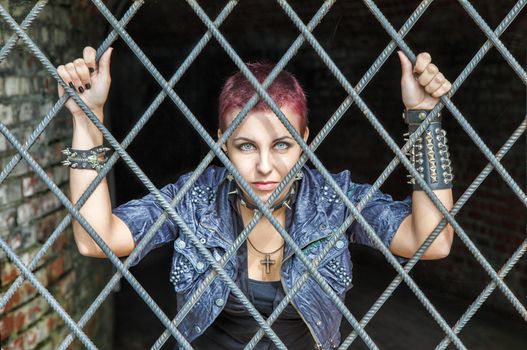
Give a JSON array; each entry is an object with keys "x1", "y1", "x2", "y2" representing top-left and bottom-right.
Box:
[{"x1": 227, "y1": 172, "x2": 303, "y2": 211}]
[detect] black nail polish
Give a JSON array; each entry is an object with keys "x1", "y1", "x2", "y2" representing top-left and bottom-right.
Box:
[
  {"x1": 89, "y1": 67, "x2": 94, "y2": 73},
  {"x1": 68, "y1": 82, "x2": 74, "y2": 89},
  {"x1": 85, "y1": 83, "x2": 91, "y2": 90},
  {"x1": 78, "y1": 86, "x2": 84, "y2": 93}
]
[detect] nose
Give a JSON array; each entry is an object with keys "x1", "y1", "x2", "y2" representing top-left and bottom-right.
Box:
[{"x1": 256, "y1": 150, "x2": 273, "y2": 175}]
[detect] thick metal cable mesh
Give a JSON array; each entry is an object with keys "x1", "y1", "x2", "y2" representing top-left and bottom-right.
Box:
[{"x1": 0, "y1": 0, "x2": 525, "y2": 349}]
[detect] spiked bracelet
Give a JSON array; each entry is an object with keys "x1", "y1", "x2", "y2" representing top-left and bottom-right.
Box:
[
  {"x1": 403, "y1": 109, "x2": 453, "y2": 190},
  {"x1": 61, "y1": 145, "x2": 111, "y2": 172}
]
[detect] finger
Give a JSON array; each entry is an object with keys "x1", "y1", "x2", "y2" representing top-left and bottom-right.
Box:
[
  {"x1": 97, "y1": 47, "x2": 113, "y2": 78},
  {"x1": 57, "y1": 65, "x2": 75, "y2": 92},
  {"x1": 397, "y1": 50, "x2": 413, "y2": 81},
  {"x1": 418, "y1": 63, "x2": 439, "y2": 86},
  {"x1": 424, "y1": 72, "x2": 445, "y2": 94},
  {"x1": 413, "y1": 52, "x2": 432, "y2": 75},
  {"x1": 73, "y1": 58, "x2": 92, "y2": 91},
  {"x1": 83, "y1": 46, "x2": 97, "y2": 75},
  {"x1": 65, "y1": 62, "x2": 84, "y2": 93},
  {"x1": 431, "y1": 81, "x2": 452, "y2": 98}
]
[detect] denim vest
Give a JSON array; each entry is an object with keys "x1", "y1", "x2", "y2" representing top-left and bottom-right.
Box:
[{"x1": 112, "y1": 165, "x2": 411, "y2": 349}]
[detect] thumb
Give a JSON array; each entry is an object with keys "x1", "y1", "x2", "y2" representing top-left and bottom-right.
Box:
[
  {"x1": 97, "y1": 47, "x2": 113, "y2": 77},
  {"x1": 397, "y1": 50, "x2": 414, "y2": 82}
]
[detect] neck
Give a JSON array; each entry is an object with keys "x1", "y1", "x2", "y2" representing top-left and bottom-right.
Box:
[{"x1": 238, "y1": 198, "x2": 286, "y2": 223}]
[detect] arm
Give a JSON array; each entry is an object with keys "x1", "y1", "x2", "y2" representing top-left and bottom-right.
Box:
[
  {"x1": 69, "y1": 109, "x2": 135, "y2": 258},
  {"x1": 389, "y1": 51, "x2": 454, "y2": 260},
  {"x1": 391, "y1": 190, "x2": 453, "y2": 260},
  {"x1": 57, "y1": 46, "x2": 135, "y2": 258}
]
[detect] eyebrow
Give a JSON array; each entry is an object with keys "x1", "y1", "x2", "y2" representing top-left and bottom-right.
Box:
[{"x1": 232, "y1": 136, "x2": 295, "y2": 143}]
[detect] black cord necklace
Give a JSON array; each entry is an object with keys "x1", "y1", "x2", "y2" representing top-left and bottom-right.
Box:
[{"x1": 247, "y1": 238, "x2": 285, "y2": 274}]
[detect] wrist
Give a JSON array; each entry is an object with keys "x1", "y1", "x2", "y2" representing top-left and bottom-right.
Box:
[
  {"x1": 72, "y1": 120, "x2": 104, "y2": 147},
  {"x1": 72, "y1": 106, "x2": 104, "y2": 119},
  {"x1": 403, "y1": 110, "x2": 453, "y2": 190},
  {"x1": 61, "y1": 145, "x2": 111, "y2": 172},
  {"x1": 403, "y1": 109, "x2": 442, "y2": 130},
  {"x1": 72, "y1": 107, "x2": 103, "y2": 126},
  {"x1": 404, "y1": 99, "x2": 439, "y2": 111}
]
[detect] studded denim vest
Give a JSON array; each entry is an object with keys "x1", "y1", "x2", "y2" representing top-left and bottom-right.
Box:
[{"x1": 112, "y1": 165, "x2": 412, "y2": 349}]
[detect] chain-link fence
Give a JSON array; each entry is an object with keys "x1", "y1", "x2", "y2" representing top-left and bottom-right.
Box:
[{"x1": 1, "y1": 0, "x2": 526, "y2": 349}]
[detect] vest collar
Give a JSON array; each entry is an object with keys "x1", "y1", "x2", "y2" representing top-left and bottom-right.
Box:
[{"x1": 197, "y1": 166, "x2": 337, "y2": 252}]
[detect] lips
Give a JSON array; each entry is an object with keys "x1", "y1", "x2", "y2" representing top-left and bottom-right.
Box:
[{"x1": 252, "y1": 181, "x2": 278, "y2": 191}]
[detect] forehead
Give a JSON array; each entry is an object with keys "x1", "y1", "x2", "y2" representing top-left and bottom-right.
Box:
[{"x1": 226, "y1": 106, "x2": 302, "y2": 138}]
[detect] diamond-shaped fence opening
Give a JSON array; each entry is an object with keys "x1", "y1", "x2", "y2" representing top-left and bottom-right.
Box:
[{"x1": 0, "y1": 0, "x2": 526, "y2": 349}]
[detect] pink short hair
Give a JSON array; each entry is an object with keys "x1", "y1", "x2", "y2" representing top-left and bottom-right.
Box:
[{"x1": 218, "y1": 62, "x2": 308, "y2": 133}]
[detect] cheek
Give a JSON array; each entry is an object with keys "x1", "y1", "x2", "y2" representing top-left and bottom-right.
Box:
[
  {"x1": 273, "y1": 152, "x2": 301, "y2": 171},
  {"x1": 229, "y1": 154, "x2": 254, "y2": 176}
]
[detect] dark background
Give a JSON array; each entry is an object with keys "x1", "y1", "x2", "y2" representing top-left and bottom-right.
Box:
[{"x1": 101, "y1": 0, "x2": 527, "y2": 348}]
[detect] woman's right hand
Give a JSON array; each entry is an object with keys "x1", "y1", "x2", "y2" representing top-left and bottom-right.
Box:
[{"x1": 56, "y1": 46, "x2": 113, "y2": 119}]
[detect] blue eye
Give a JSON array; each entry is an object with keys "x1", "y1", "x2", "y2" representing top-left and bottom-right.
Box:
[
  {"x1": 239, "y1": 143, "x2": 255, "y2": 151},
  {"x1": 275, "y1": 142, "x2": 290, "y2": 150}
]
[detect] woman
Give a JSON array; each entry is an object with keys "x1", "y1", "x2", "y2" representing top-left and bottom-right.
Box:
[{"x1": 57, "y1": 46, "x2": 454, "y2": 349}]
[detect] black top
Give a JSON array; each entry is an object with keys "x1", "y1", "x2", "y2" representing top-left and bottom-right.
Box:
[{"x1": 190, "y1": 180, "x2": 315, "y2": 349}]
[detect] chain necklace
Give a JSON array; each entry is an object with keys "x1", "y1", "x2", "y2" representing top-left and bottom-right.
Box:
[{"x1": 247, "y1": 238, "x2": 285, "y2": 274}]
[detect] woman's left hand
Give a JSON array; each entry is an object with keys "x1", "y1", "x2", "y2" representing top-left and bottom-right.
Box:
[{"x1": 398, "y1": 51, "x2": 452, "y2": 110}]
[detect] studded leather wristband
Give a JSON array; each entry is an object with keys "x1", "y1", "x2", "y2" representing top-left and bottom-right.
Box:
[
  {"x1": 403, "y1": 109, "x2": 453, "y2": 191},
  {"x1": 61, "y1": 145, "x2": 111, "y2": 172}
]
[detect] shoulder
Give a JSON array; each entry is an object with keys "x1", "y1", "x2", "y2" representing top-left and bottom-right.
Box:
[
  {"x1": 157, "y1": 166, "x2": 227, "y2": 200},
  {"x1": 301, "y1": 166, "x2": 391, "y2": 205},
  {"x1": 301, "y1": 165, "x2": 352, "y2": 189},
  {"x1": 297, "y1": 166, "x2": 352, "y2": 208},
  {"x1": 301, "y1": 166, "x2": 379, "y2": 198}
]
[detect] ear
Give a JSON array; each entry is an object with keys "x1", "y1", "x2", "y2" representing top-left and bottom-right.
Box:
[
  {"x1": 217, "y1": 129, "x2": 228, "y2": 152},
  {"x1": 302, "y1": 127, "x2": 310, "y2": 143}
]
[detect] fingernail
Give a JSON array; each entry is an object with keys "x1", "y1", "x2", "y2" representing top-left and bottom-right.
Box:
[
  {"x1": 68, "y1": 82, "x2": 74, "y2": 89},
  {"x1": 85, "y1": 83, "x2": 91, "y2": 90},
  {"x1": 78, "y1": 86, "x2": 84, "y2": 93},
  {"x1": 89, "y1": 67, "x2": 94, "y2": 73}
]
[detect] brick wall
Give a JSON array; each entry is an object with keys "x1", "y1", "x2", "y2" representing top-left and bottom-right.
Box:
[{"x1": 0, "y1": 1, "x2": 112, "y2": 349}]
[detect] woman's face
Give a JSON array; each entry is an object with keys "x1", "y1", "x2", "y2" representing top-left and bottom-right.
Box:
[{"x1": 217, "y1": 105, "x2": 309, "y2": 205}]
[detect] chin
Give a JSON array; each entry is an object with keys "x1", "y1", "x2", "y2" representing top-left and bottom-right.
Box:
[
  {"x1": 257, "y1": 194, "x2": 272, "y2": 204},
  {"x1": 245, "y1": 188, "x2": 285, "y2": 206}
]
